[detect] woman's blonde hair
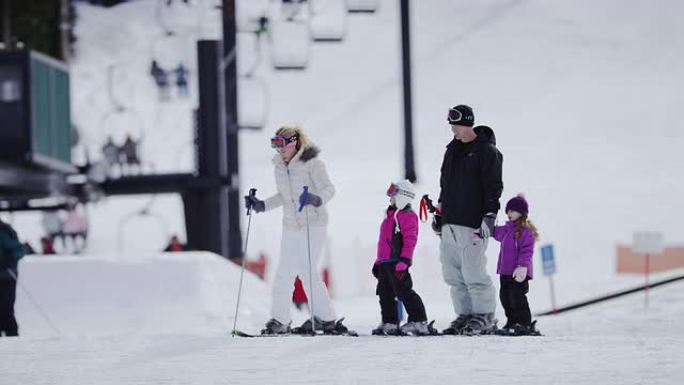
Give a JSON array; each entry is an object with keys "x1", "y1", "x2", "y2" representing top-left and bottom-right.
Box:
[
  {"x1": 515, "y1": 215, "x2": 540, "y2": 241},
  {"x1": 276, "y1": 124, "x2": 310, "y2": 151}
]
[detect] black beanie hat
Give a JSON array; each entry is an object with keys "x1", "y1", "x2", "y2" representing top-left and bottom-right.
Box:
[{"x1": 447, "y1": 105, "x2": 475, "y2": 127}]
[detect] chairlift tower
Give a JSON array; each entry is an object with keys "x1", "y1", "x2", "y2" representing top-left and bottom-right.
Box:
[
  {"x1": 400, "y1": 0, "x2": 416, "y2": 183},
  {"x1": 222, "y1": 0, "x2": 242, "y2": 259}
]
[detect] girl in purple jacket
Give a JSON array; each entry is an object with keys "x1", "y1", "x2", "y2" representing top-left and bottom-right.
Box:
[
  {"x1": 493, "y1": 194, "x2": 541, "y2": 336},
  {"x1": 371, "y1": 180, "x2": 429, "y2": 336}
]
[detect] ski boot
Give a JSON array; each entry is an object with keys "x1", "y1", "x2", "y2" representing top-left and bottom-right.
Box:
[
  {"x1": 495, "y1": 322, "x2": 514, "y2": 336},
  {"x1": 372, "y1": 323, "x2": 401, "y2": 336},
  {"x1": 496, "y1": 320, "x2": 542, "y2": 336},
  {"x1": 400, "y1": 321, "x2": 430, "y2": 336},
  {"x1": 261, "y1": 318, "x2": 291, "y2": 335},
  {"x1": 442, "y1": 314, "x2": 471, "y2": 335},
  {"x1": 461, "y1": 313, "x2": 497, "y2": 336},
  {"x1": 292, "y1": 317, "x2": 355, "y2": 335},
  {"x1": 324, "y1": 318, "x2": 352, "y2": 335},
  {"x1": 511, "y1": 321, "x2": 542, "y2": 336},
  {"x1": 292, "y1": 316, "x2": 325, "y2": 335}
]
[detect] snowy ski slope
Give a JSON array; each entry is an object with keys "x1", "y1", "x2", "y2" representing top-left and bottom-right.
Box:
[{"x1": 2, "y1": 277, "x2": 683, "y2": 384}]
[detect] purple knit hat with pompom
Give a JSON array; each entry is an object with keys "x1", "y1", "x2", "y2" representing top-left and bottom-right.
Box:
[{"x1": 505, "y1": 193, "x2": 529, "y2": 216}]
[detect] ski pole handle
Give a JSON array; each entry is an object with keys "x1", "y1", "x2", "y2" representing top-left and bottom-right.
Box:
[
  {"x1": 247, "y1": 188, "x2": 257, "y2": 215},
  {"x1": 421, "y1": 194, "x2": 442, "y2": 215},
  {"x1": 298, "y1": 186, "x2": 309, "y2": 212}
]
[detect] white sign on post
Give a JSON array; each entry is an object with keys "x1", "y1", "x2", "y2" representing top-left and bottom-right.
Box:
[
  {"x1": 632, "y1": 231, "x2": 664, "y2": 310},
  {"x1": 632, "y1": 232, "x2": 664, "y2": 254}
]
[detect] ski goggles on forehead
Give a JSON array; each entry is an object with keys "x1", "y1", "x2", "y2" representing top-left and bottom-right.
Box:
[
  {"x1": 270, "y1": 135, "x2": 297, "y2": 149},
  {"x1": 386, "y1": 183, "x2": 400, "y2": 197},
  {"x1": 386, "y1": 183, "x2": 416, "y2": 199},
  {"x1": 447, "y1": 108, "x2": 463, "y2": 124}
]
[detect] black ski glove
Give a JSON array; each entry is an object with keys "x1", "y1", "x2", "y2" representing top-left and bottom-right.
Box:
[
  {"x1": 244, "y1": 195, "x2": 265, "y2": 213},
  {"x1": 431, "y1": 214, "x2": 443, "y2": 236}
]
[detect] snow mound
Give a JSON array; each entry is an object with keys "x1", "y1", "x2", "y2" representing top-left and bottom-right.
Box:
[{"x1": 15, "y1": 252, "x2": 270, "y2": 337}]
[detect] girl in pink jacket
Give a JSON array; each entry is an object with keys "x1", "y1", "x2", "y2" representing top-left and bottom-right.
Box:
[{"x1": 372, "y1": 180, "x2": 429, "y2": 336}]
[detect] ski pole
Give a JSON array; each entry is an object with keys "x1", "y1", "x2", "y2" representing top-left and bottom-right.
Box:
[
  {"x1": 7, "y1": 268, "x2": 61, "y2": 336},
  {"x1": 231, "y1": 188, "x2": 256, "y2": 337},
  {"x1": 299, "y1": 186, "x2": 316, "y2": 335}
]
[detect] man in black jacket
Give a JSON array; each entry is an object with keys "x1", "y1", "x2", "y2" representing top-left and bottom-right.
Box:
[{"x1": 436, "y1": 104, "x2": 503, "y2": 335}]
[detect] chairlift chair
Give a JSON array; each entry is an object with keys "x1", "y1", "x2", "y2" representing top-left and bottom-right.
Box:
[
  {"x1": 269, "y1": 19, "x2": 310, "y2": 70},
  {"x1": 238, "y1": 76, "x2": 270, "y2": 130},
  {"x1": 309, "y1": 0, "x2": 347, "y2": 42},
  {"x1": 346, "y1": 0, "x2": 378, "y2": 13}
]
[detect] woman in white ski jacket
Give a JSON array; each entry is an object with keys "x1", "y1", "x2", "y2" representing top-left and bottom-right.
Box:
[{"x1": 245, "y1": 125, "x2": 344, "y2": 335}]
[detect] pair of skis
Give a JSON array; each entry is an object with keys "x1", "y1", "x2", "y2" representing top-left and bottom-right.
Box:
[
  {"x1": 231, "y1": 329, "x2": 360, "y2": 338},
  {"x1": 232, "y1": 317, "x2": 359, "y2": 338},
  {"x1": 231, "y1": 329, "x2": 542, "y2": 338}
]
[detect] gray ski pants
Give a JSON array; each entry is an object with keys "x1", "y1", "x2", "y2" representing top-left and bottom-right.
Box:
[{"x1": 439, "y1": 224, "x2": 496, "y2": 315}]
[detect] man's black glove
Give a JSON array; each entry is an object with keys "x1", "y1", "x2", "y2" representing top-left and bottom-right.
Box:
[{"x1": 431, "y1": 215, "x2": 443, "y2": 236}]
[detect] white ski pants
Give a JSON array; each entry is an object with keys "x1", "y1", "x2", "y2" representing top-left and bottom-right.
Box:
[
  {"x1": 271, "y1": 226, "x2": 336, "y2": 324},
  {"x1": 439, "y1": 224, "x2": 496, "y2": 315}
]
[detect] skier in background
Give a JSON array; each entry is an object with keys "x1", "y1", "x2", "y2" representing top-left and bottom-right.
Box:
[
  {"x1": 150, "y1": 60, "x2": 170, "y2": 101},
  {"x1": 101, "y1": 136, "x2": 121, "y2": 177},
  {"x1": 493, "y1": 194, "x2": 541, "y2": 336},
  {"x1": 120, "y1": 135, "x2": 141, "y2": 175},
  {"x1": 244, "y1": 125, "x2": 348, "y2": 335},
  {"x1": 41, "y1": 210, "x2": 64, "y2": 250},
  {"x1": 40, "y1": 237, "x2": 56, "y2": 255},
  {"x1": 0, "y1": 219, "x2": 26, "y2": 337},
  {"x1": 371, "y1": 180, "x2": 430, "y2": 336},
  {"x1": 164, "y1": 235, "x2": 187, "y2": 252},
  {"x1": 62, "y1": 203, "x2": 88, "y2": 253},
  {"x1": 435, "y1": 104, "x2": 503, "y2": 335},
  {"x1": 174, "y1": 63, "x2": 189, "y2": 97}
]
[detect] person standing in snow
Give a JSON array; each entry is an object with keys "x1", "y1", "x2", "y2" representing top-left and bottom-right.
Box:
[
  {"x1": 0, "y1": 219, "x2": 26, "y2": 337},
  {"x1": 41, "y1": 210, "x2": 64, "y2": 249},
  {"x1": 435, "y1": 104, "x2": 503, "y2": 335},
  {"x1": 62, "y1": 203, "x2": 88, "y2": 253},
  {"x1": 493, "y1": 194, "x2": 541, "y2": 336},
  {"x1": 244, "y1": 125, "x2": 347, "y2": 335},
  {"x1": 164, "y1": 235, "x2": 187, "y2": 252},
  {"x1": 371, "y1": 180, "x2": 430, "y2": 336}
]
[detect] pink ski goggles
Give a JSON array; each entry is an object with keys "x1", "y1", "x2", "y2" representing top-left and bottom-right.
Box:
[
  {"x1": 387, "y1": 183, "x2": 415, "y2": 199},
  {"x1": 271, "y1": 135, "x2": 298, "y2": 149},
  {"x1": 386, "y1": 183, "x2": 400, "y2": 197}
]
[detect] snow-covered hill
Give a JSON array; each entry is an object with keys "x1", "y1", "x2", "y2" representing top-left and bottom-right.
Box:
[{"x1": 14, "y1": 251, "x2": 271, "y2": 337}]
